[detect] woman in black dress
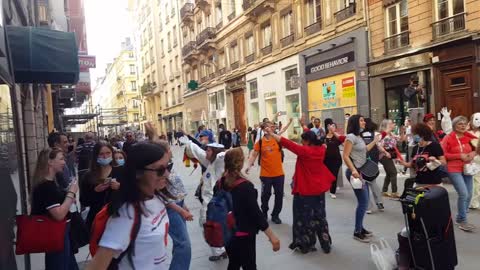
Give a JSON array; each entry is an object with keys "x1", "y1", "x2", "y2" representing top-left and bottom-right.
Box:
[{"x1": 323, "y1": 119, "x2": 345, "y2": 199}]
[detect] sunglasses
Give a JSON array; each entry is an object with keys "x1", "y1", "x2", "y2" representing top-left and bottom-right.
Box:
[{"x1": 142, "y1": 162, "x2": 174, "y2": 176}]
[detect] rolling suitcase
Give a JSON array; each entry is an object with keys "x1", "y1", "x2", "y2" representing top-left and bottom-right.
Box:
[{"x1": 400, "y1": 186, "x2": 457, "y2": 270}]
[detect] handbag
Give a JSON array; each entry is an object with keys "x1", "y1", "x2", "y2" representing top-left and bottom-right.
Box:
[
  {"x1": 357, "y1": 159, "x2": 380, "y2": 181},
  {"x1": 15, "y1": 215, "x2": 67, "y2": 254},
  {"x1": 69, "y1": 209, "x2": 90, "y2": 252},
  {"x1": 455, "y1": 135, "x2": 479, "y2": 176}
]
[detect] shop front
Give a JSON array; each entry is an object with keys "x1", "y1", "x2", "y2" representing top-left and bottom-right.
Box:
[
  {"x1": 207, "y1": 83, "x2": 228, "y2": 134},
  {"x1": 162, "y1": 112, "x2": 183, "y2": 133},
  {"x1": 301, "y1": 29, "x2": 369, "y2": 132},
  {"x1": 369, "y1": 52, "x2": 433, "y2": 126},
  {"x1": 183, "y1": 89, "x2": 208, "y2": 134},
  {"x1": 245, "y1": 55, "x2": 302, "y2": 140}
]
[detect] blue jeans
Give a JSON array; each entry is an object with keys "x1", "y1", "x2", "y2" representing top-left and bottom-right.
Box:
[
  {"x1": 166, "y1": 200, "x2": 191, "y2": 270},
  {"x1": 346, "y1": 169, "x2": 370, "y2": 233},
  {"x1": 45, "y1": 223, "x2": 79, "y2": 270},
  {"x1": 449, "y1": 173, "x2": 473, "y2": 223}
]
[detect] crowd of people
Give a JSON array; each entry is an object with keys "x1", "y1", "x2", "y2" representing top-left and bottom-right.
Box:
[{"x1": 26, "y1": 103, "x2": 480, "y2": 269}]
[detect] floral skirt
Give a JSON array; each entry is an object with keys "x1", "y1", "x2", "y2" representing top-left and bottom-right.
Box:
[{"x1": 290, "y1": 194, "x2": 331, "y2": 251}]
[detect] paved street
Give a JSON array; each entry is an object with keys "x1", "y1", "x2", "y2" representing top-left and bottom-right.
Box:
[{"x1": 27, "y1": 144, "x2": 480, "y2": 270}]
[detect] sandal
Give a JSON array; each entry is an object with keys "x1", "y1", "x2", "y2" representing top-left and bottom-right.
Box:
[{"x1": 208, "y1": 252, "x2": 228, "y2": 262}]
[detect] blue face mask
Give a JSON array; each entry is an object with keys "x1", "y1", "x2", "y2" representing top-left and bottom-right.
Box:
[
  {"x1": 97, "y1": 157, "x2": 112, "y2": 166},
  {"x1": 116, "y1": 159, "x2": 125, "y2": 166},
  {"x1": 413, "y1": 135, "x2": 421, "y2": 143}
]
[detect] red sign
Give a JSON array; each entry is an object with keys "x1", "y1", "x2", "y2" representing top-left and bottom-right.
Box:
[
  {"x1": 79, "y1": 55, "x2": 96, "y2": 71},
  {"x1": 76, "y1": 72, "x2": 91, "y2": 94},
  {"x1": 341, "y1": 77, "x2": 354, "y2": 87}
]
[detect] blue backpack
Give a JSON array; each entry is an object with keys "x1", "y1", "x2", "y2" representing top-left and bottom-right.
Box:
[{"x1": 203, "y1": 178, "x2": 247, "y2": 247}]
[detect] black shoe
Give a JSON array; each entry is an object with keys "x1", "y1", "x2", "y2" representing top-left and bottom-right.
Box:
[
  {"x1": 361, "y1": 228, "x2": 373, "y2": 237},
  {"x1": 353, "y1": 232, "x2": 371, "y2": 243},
  {"x1": 377, "y1": 203, "x2": 385, "y2": 211},
  {"x1": 208, "y1": 252, "x2": 228, "y2": 262},
  {"x1": 320, "y1": 242, "x2": 331, "y2": 254},
  {"x1": 271, "y1": 216, "x2": 282, "y2": 224},
  {"x1": 299, "y1": 246, "x2": 316, "y2": 254}
]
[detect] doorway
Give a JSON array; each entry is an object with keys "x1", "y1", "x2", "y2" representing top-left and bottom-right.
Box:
[
  {"x1": 232, "y1": 90, "x2": 247, "y2": 144},
  {"x1": 439, "y1": 66, "x2": 473, "y2": 118}
]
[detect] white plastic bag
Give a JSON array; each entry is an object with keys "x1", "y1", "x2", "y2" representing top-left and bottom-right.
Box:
[
  {"x1": 350, "y1": 176, "x2": 363, "y2": 189},
  {"x1": 371, "y1": 238, "x2": 397, "y2": 270}
]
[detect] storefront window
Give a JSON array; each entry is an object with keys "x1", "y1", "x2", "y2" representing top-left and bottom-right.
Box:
[
  {"x1": 286, "y1": 94, "x2": 302, "y2": 140},
  {"x1": 249, "y1": 80, "x2": 258, "y2": 99},
  {"x1": 265, "y1": 98, "x2": 277, "y2": 120},
  {"x1": 217, "y1": 90, "x2": 225, "y2": 111},
  {"x1": 0, "y1": 85, "x2": 21, "y2": 269},
  {"x1": 285, "y1": 67, "x2": 298, "y2": 91},
  {"x1": 250, "y1": 102, "x2": 259, "y2": 125}
]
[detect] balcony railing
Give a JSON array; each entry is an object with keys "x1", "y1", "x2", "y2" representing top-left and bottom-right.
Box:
[
  {"x1": 335, "y1": 3, "x2": 356, "y2": 23},
  {"x1": 217, "y1": 67, "x2": 226, "y2": 76},
  {"x1": 228, "y1": 12, "x2": 236, "y2": 21},
  {"x1": 216, "y1": 21, "x2": 223, "y2": 30},
  {"x1": 261, "y1": 44, "x2": 272, "y2": 56},
  {"x1": 432, "y1": 13, "x2": 466, "y2": 40},
  {"x1": 304, "y1": 21, "x2": 321, "y2": 36},
  {"x1": 209, "y1": 73, "x2": 215, "y2": 79},
  {"x1": 231, "y1": 62, "x2": 239, "y2": 70},
  {"x1": 281, "y1": 34, "x2": 295, "y2": 47},
  {"x1": 180, "y1": 3, "x2": 194, "y2": 21},
  {"x1": 196, "y1": 27, "x2": 216, "y2": 47},
  {"x1": 384, "y1": 31, "x2": 410, "y2": 52},
  {"x1": 182, "y1": 41, "x2": 197, "y2": 57},
  {"x1": 245, "y1": 54, "x2": 255, "y2": 64}
]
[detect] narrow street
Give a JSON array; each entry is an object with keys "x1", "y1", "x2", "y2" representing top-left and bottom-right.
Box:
[{"x1": 26, "y1": 145, "x2": 476, "y2": 270}]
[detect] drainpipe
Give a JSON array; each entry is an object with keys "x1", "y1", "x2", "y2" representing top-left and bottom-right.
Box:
[{"x1": 363, "y1": 0, "x2": 373, "y2": 117}]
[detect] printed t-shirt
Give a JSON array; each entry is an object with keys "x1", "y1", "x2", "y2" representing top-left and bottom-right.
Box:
[
  {"x1": 99, "y1": 197, "x2": 169, "y2": 270},
  {"x1": 411, "y1": 142, "x2": 445, "y2": 185},
  {"x1": 254, "y1": 137, "x2": 284, "y2": 177}
]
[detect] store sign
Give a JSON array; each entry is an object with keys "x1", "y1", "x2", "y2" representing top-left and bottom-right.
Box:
[
  {"x1": 306, "y1": 51, "x2": 355, "y2": 75},
  {"x1": 264, "y1": 91, "x2": 276, "y2": 98},
  {"x1": 79, "y1": 55, "x2": 96, "y2": 71},
  {"x1": 307, "y1": 71, "x2": 357, "y2": 110}
]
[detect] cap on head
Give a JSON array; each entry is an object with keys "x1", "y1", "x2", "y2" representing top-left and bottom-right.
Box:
[
  {"x1": 207, "y1": 143, "x2": 225, "y2": 149},
  {"x1": 423, "y1": 113, "x2": 435, "y2": 123},
  {"x1": 126, "y1": 142, "x2": 165, "y2": 170}
]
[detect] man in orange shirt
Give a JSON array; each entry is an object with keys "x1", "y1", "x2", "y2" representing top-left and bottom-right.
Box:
[{"x1": 246, "y1": 121, "x2": 285, "y2": 224}]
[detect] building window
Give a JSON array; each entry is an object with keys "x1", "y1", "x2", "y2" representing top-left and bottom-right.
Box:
[
  {"x1": 163, "y1": 65, "x2": 167, "y2": 81},
  {"x1": 167, "y1": 32, "x2": 172, "y2": 51},
  {"x1": 172, "y1": 88, "x2": 176, "y2": 105},
  {"x1": 432, "y1": 0, "x2": 465, "y2": 38},
  {"x1": 306, "y1": 0, "x2": 321, "y2": 26},
  {"x1": 230, "y1": 44, "x2": 239, "y2": 64},
  {"x1": 177, "y1": 86, "x2": 182, "y2": 104},
  {"x1": 141, "y1": 56, "x2": 145, "y2": 71},
  {"x1": 386, "y1": 0, "x2": 408, "y2": 37},
  {"x1": 165, "y1": 91, "x2": 169, "y2": 107},
  {"x1": 169, "y1": 60, "x2": 173, "y2": 78},
  {"x1": 129, "y1": 64, "x2": 136, "y2": 75},
  {"x1": 249, "y1": 80, "x2": 258, "y2": 99},
  {"x1": 281, "y1": 10, "x2": 293, "y2": 38},
  {"x1": 246, "y1": 35, "x2": 254, "y2": 56},
  {"x1": 150, "y1": 47, "x2": 155, "y2": 64},
  {"x1": 262, "y1": 23, "x2": 272, "y2": 48},
  {"x1": 152, "y1": 71, "x2": 156, "y2": 85},
  {"x1": 209, "y1": 93, "x2": 218, "y2": 111},
  {"x1": 129, "y1": 52, "x2": 134, "y2": 58},
  {"x1": 131, "y1": 81, "x2": 137, "y2": 91},
  {"x1": 148, "y1": 23, "x2": 153, "y2": 40},
  {"x1": 218, "y1": 51, "x2": 225, "y2": 69},
  {"x1": 173, "y1": 26, "x2": 178, "y2": 46},
  {"x1": 161, "y1": 39, "x2": 164, "y2": 56},
  {"x1": 217, "y1": 90, "x2": 225, "y2": 110},
  {"x1": 134, "y1": 113, "x2": 139, "y2": 121},
  {"x1": 436, "y1": 0, "x2": 464, "y2": 20},
  {"x1": 285, "y1": 67, "x2": 299, "y2": 91},
  {"x1": 338, "y1": 0, "x2": 355, "y2": 10},
  {"x1": 175, "y1": 56, "x2": 179, "y2": 72},
  {"x1": 147, "y1": 75, "x2": 151, "y2": 84},
  {"x1": 216, "y1": 4, "x2": 223, "y2": 26}
]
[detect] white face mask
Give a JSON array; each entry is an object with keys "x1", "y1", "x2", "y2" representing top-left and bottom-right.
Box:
[{"x1": 472, "y1": 113, "x2": 480, "y2": 129}]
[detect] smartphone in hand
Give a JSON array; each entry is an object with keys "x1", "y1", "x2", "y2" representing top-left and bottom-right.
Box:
[{"x1": 104, "y1": 177, "x2": 112, "y2": 184}]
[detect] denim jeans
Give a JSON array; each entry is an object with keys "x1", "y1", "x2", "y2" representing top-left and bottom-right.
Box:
[
  {"x1": 45, "y1": 223, "x2": 79, "y2": 270},
  {"x1": 448, "y1": 173, "x2": 473, "y2": 223},
  {"x1": 346, "y1": 169, "x2": 370, "y2": 233},
  {"x1": 166, "y1": 200, "x2": 192, "y2": 270}
]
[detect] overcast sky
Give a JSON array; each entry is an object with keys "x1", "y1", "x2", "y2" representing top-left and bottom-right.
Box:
[{"x1": 84, "y1": 0, "x2": 131, "y2": 88}]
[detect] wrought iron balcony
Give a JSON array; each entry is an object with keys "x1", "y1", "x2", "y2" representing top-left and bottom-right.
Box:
[
  {"x1": 180, "y1": 3, "x2": 194, "y2": 23},
  {"x1": 245, "y1": 54, "x2": 255, "y2": 64},
  {"x1": 228, "y1": 12, "x2": 236, "y2": 21},
  {"x1": 384, "y1": 31, "x2": 409, "y2": 52},
  {"x1": 217, "y1": 67, "x2": 226, "y2": 76},
  {"x1": 432, "y1": 13, "x2": 466, "y2": 40},
  {"x1": 281, "y1": 34, "x2": 295, "y2": 47},
  {"x1": 304, "y1": 21, "x2": 321, "y2": 36},
  {"x1": 231, "y1": 62, "x2": 239, "y2": 70},
  {"x1": 216, "y1": 21, "x2": 223, "y2": 30},
  {"x1": 261, "y1": 44, "x2": 272, "y2": 56},
  {"x1": 141, "y1": 83, "x2": 155, "y2": 96},
  {"x1": 335, "y1": 3, "x2": 356, "y2": 23},
  {"x1": 182, "y1": 41, "x2": 197, "y2": 58},
  {"x1": 242, "y1": 0, "x2": 275, "y2": 18},
  {"x1": 196, "y1": 27, "x2": 216, "y2": 50},
  {"x1": 209, "y1": 73, "x2": 215, "y2": 79}
]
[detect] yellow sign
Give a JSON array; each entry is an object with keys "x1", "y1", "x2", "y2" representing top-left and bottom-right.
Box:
[{"x1": 307, "y1": 71, "x2": 357, "y2": 111}]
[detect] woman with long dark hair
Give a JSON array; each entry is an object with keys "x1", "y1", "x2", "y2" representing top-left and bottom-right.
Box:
[
  {"x1": 31, "y1": 148, "x2": 79, "y2": 270},
  {"x1": 86, "y1": 142, "x2": 172, "y2": 270},
  {"x1": 266, "y1": 127, "x2": 335, "y2": 254},
  {"x1": 323, "y1": 118, "x2": 345, "y2": 199},
  {"x1": 80, "y1": 142, "x2": 122, "y2": 230},
  {"x1": 222, "y1": 148, "x2": 280, "y2": 269},
  {"x1": 343, "y1": 115, "x2": 381, "y2": 243}
]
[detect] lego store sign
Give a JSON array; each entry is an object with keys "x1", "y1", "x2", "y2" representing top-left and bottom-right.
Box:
[{"x1": 307, "y1": 71, "x2": 357, "y2": 111}]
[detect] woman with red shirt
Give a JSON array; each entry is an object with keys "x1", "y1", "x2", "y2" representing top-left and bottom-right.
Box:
[
  {"x1": 441, "y1": 116, "x2": 477, "y2": 232},
  {"x1": 266, "y1": 129, "x2": 335, "y2": 254}
]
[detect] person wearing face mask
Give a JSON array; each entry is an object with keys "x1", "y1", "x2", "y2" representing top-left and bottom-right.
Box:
[
  {"x1": 178, "y1": 135, "x2": 228, "y2": 262},
  {"x1": 113, "y1": 150, "x2": 127, "y2": 167},
  {"x1": 399, "y1": 123, "x2": 447, "y2": 187},
  {"x1": 80, "y1": 142, "x2": 123, "y2": 230}
]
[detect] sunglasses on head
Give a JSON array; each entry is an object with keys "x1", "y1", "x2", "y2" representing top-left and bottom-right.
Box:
[{"x1": 142, "y1": 162, "x2": 174, "y2": 176}]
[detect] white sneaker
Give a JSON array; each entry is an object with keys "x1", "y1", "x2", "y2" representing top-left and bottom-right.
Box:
[
  {"x1": 330, "y1": 193, "x2": 337, "y2": 199},
  {"x1": 366, "y1": 210, "x2": 373, "y2": 214}
]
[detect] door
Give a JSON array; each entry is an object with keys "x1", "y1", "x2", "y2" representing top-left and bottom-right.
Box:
[
  {"x1": 232, "y1": 90, "x2": 247, "y2": 144},
  {"x1": 441, "y1": 67, "x2": 473, "y2": 118}
]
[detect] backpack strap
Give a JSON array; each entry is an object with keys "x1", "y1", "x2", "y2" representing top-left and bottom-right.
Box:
[
  {"x1": 230, "y1": 178, "x2": 248, "y2": 190},
  {"x1": 114, "y1": 205, "x2": 141, "y2": 269},
  {"x1": 257, "y1": 132, "x2": 263, "y2": 165}
]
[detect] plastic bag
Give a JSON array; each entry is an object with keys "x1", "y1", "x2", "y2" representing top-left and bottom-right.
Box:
[
  {"x1": 350, "y1": 176, "x2": 363, "y2": 189},
  {"x1": 371, "y1": 238, "x2": 397, "y2": 270}
]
